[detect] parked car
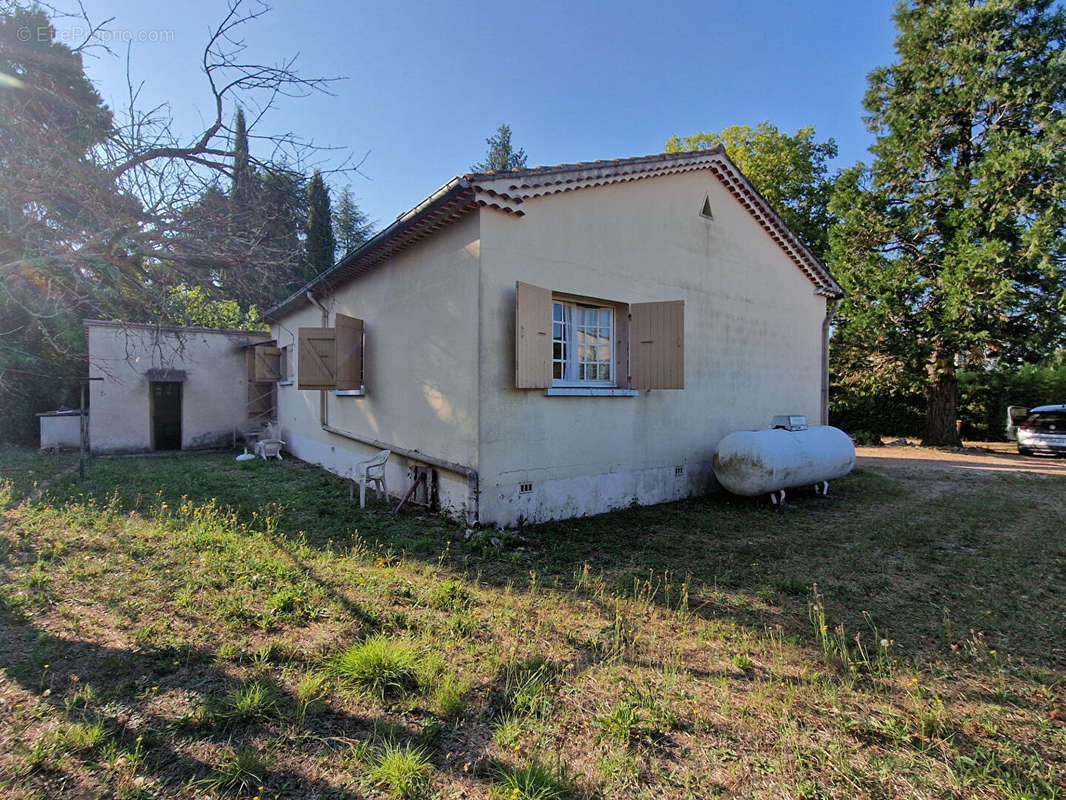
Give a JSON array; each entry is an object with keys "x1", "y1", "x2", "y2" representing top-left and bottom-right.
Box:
[{"x1": 1006, "y1": 404, "x2": 1066, "y2": 455}]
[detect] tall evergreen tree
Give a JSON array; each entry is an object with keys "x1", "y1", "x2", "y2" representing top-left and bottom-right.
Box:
[
  {"x1": 305, "y1": 170, "x2": 335, "y2": 277},
  {"x1": 230, "y1": 107, "x2": 254, "y2": 218},
  {"x1": 829, "y1": 0, "x2": 1066, "y2": 446},
  {"x1": 333, "y1": 187, "x2": 374, "y2": 255},
  {"x1": 472, "y1": 123, "x2": 527, "y2": 172}
]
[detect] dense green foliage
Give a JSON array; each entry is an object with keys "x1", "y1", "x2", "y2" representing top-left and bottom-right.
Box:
[
  {"x1": 162, "y1": 285, "x2": 266, "y2": 331},
  {"x1": 666, "y1": 122, "x2": 838, "y2": 258},
  {"x1": 472, "y1": 123, "x2": 527, "y2": 173},
  {"x1": 829, "y1": 0, "x2": 1066, "y2": 445},
  {"x1": 832, "y1": 358, "x2": 1066, "y2": 440},
  {"x1": 959, "y1": 362, "x2": 1066, "y2": 439}
]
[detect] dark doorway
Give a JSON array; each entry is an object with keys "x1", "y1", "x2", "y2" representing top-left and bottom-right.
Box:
[{"x1": 151, "y1": 381, "x2": 182, "y2": 451}]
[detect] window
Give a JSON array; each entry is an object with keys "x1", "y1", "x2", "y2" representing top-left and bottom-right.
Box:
[
  {"x1": 515, "y1": 281, "x2": 684, "y2": 391},
  {"x1": 552, "y1": 301, "x2": 614, "y2": 385},
  {"x1": 278, "y1": 345, "x2": 292, "y2": 384}
]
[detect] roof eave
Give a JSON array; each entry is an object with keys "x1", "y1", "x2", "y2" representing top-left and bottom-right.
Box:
[{"x1": 261, "y1": 177, "x2": 473, "y2": 322}]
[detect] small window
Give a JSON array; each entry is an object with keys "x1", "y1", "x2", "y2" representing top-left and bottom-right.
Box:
[
  {"x1": 278, "y1": 345, "x2": 292, "y2": 383},
  {"x1": 552, "y1": 301, "x2": 614, "y2": 386}
]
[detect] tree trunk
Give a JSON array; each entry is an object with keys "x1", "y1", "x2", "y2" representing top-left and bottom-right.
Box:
[{"x1": 922, "y1": 352, "x2": 961, "y2": 447}]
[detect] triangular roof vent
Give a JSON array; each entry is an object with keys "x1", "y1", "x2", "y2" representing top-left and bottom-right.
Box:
[{"x1": 700, "y1": 195, "x2": 714, "y2": 220}]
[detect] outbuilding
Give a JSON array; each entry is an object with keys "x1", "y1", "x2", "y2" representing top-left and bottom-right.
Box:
[
  {"x1": 86, "y1": 320, "x2": 270, "y2": 453},
  {"x1": 259, "y1": 148, "x2": 844, "y2": 526}
]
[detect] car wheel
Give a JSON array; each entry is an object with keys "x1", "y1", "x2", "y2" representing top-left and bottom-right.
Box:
[{"x1": 1018, "y1": 446, "x2": 1033, "y2": 456}]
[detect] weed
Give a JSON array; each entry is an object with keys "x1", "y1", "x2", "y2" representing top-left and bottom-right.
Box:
[
  {"x1": 731, "y1": 652, "x2": 754, "y2": 672},
  {"x1": 433, "y1": 673, "x2": 472, "y2": 719},
  {"x1": 22, "y1": 561, "x2": 51, "y2": 593},
  {"x1": 329, "y1": 635, "x2": 421, "y2": 700},
  {"x1": 808, "y1": 585, "x2": 894, "y2": 685},
  {"x1": 596, "y1": 700, "x2": 642, "y2": 745},
  {"x1": 366, "y1": 741, "x2": 433, "y2": 799},
  {"x1": 268, "y1": 585, "x2": 318, "y2": 623},
  {"x1": 42, "y1": 720, "x2": 108, "y2": 761},
  {"x1": 489, "y1": 760, "x2": 574, "y2": 800},
  {"x1": 0, "y1": 479, "x2": 13, "y2": 511},
  {"x1": 196, "y1": 747, "x2": 270, "y2": 794},
  {"x1": 427, "y1": 579, "x2": 473, "y2": 609},
  {"x1": 493, "y1": 713, "x2": 524, "y2": 749},
  {"x1": 220, "y1": 680, "x2": 277, "y2": 721},
  {"x1": 295, "y1": 671, "x2": 328, "y2": 717},
  {"x1": 504, "y1": 657, "x2": 555, "y2": 717}
]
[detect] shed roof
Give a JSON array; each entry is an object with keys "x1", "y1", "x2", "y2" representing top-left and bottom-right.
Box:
[
  {"x1": 84, "y1": 319, "x2": 270, "y2": 338},
  {"x1": 263, "y1": 148, "x2": 843, "y2": 321}
]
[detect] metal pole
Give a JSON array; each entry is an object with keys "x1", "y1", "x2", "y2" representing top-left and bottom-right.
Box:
[
  {"x1": 78, "y1": 377, "x2": 102, "y2": 481},
  {"x1": 79, "y1": 382, "x2": 86, "y2": 480}
]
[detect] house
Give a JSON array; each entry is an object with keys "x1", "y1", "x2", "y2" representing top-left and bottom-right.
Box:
[
  {"x1": 259, "y1": 148, "x2": 844, "y2": 526},
  {"x1": 86, "y1": 319, "x2": 270, "y2": 453}
]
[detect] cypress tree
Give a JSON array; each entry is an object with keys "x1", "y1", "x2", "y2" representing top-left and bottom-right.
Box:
[{"x1": 305, "y1": 170, "x2": 336, "y2": 275}]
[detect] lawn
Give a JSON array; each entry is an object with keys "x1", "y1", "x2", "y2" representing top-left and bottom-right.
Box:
[{"x1": 0, "y1": 449, "x2": 1063, "y2": 799}]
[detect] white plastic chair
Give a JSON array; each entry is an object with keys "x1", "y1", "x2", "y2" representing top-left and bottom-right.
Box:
[
  {"x1": 350, "y1": 449, "x2": 390, "y2": 508},
  {"x1": 255, "y1": 438, "x2": 285, "y2": 460}
]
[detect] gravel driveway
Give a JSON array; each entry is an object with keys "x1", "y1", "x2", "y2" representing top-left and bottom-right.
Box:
[{"x1": 856, "y1": 441, "x2": 1066, "y2": 494}]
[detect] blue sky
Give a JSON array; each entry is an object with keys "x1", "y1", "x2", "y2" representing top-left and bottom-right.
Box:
[{"x1": 73, "y1": 0, "x2": 900, "y2": 227}]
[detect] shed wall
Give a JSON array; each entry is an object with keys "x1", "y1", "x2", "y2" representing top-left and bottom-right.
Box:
[{"x1": 87, "y1": 324, "x2": 267, "y2": 453}]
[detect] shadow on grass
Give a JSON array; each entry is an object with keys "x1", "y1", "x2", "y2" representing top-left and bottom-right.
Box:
[
  {"x1": 32, "y1": 453, "x2": 1066, "y2": 671},
  {"x1": 0, "y1": 619, "x2": 421, "y2": 798}
]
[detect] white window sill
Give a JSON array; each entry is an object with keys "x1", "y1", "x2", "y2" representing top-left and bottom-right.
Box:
[
  {"x1": 545, "y1": 387, "x2": 638, "y2": 397},
  {"x1": 333, "y1": 389, "x2": 366, "y2": 397},
  {"x1": 278, "y1": 380, "x2": 293, "y2": 387}
]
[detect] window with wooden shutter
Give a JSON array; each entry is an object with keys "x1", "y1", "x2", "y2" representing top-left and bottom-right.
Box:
[
  {"x1": 253, "y1": 345, "x2": 282, "y2": 382},
  {"x1": 630, "y1": 300, "x2": 684, "y2": 389},
  {"x1": 297, "y1": 327, "x2": 337, "y2": 390},
  {"x1": 515, "y1": 281, "x2": 552, "y2": 388},
  {"x1": 335, "y1": 314, "x2": 364, "y2": 391}
]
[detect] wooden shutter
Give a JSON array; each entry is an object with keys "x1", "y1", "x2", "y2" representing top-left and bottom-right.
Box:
[
  {"x1": 630, "y1": 300, "x2": 684, "y2": 389},
  {"x1": 253, "y1": 345, "x2": 282, "y2": 382},
  {"x1": 515, "y1": 281, "x2": 552, "y2": 388},
  {"x1": 297, "y1": 327, "x2": 337, "y2": 390},
  {"x1": 335, "y1": 314, "x2": 364, "y2": 391}
]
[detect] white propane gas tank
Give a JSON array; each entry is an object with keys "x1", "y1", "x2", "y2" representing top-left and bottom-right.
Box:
[{"x1": 713, "y1": 426, "x2": 855, "y2": 497}]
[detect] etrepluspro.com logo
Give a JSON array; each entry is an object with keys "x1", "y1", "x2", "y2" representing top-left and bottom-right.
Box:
[{"x1": 16, "y1": 25, "x2": 176, "y2": 44}]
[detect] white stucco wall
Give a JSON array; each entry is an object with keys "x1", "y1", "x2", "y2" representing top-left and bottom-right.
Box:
[
  {"x1": 87, "y1": 322, "x2": 268, "y2": 453},
  {"x1": 476, "y1": 170, "x2": 827, "y2": 526},
  {"x1": 271, "y1": 213, "x2": 481, "y2": 518}
]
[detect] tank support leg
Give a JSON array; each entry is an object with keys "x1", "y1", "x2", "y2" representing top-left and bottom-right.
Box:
[
  {"x1": 770, "y1": 489, "x2": 786, "y2": 505},
  {"x1": 814, "y1": 481, "x2": 829, "y2": 497}
]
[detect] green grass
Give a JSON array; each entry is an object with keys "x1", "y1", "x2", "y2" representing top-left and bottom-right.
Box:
[
  {"x1": 489, "y1": 761, "x2": 575, "y2": 800},
  {"x1": 329, "y1": 635, "x2": 422, "y2": 700},
  {"x1": 365, "y1": 741, "x2": 433, "y2": 799},
  {"x1": 0, "y1": 448, "x2": 1064, "y2": 799},
  {"x1": 196, "y1": 746, "x2": 271, "y2": 795}
]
